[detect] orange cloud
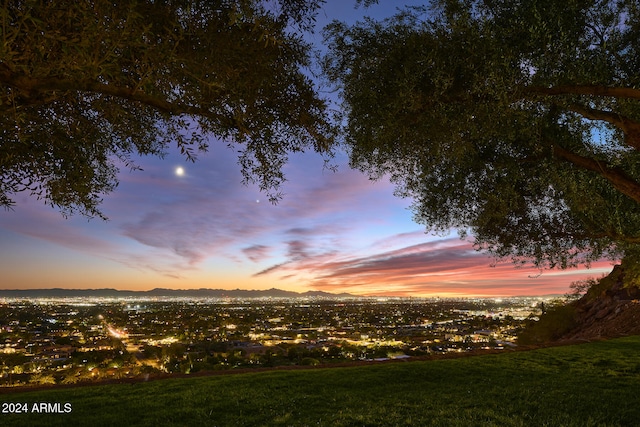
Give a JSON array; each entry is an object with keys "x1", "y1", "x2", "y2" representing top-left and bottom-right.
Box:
[{"x1": 255, "y1": 237, "x2": 615, "y2": 297}]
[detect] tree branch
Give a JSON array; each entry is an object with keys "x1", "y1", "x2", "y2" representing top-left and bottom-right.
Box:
[
  {"x1": 553, "y1": 144, "x2": 640, "y2": 203},
  {"x1": 563, "y1": 102, "x2": 640, "y2": 151},
  {"x1": 524, "y1": 85, "x2": 640, "y2": 100},
  {"x1": 0, "y1": 67, "x2": 239, "y2": 130},
  {"x1": 590, "y1": 231, "x2": 640, "y2": 244}
]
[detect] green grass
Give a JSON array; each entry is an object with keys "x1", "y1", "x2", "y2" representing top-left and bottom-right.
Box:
[{"x1": 2, "y1": 336, "x2": 640, "y2": 426}]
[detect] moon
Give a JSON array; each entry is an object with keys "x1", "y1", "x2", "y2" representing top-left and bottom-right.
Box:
[{"x1": 175, "y1": 167, "x2": 185, "y2": 176}]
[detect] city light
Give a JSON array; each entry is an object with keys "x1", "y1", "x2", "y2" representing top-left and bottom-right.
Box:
[{"x1": 0, "y1": 295, "x2": 548, "y2": 387}]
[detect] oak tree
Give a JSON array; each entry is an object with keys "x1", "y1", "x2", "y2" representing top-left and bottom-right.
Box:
[
  {"x1": 0, "y1": 0, "x2": 332, "y2": 217},
  {"x1": 324, "y1": 0, "x2": 640, "y2": 271}
]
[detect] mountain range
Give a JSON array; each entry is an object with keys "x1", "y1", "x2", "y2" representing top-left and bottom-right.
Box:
[{"x1": 0, "y1": 287, "x2": 355, "y2": 299}]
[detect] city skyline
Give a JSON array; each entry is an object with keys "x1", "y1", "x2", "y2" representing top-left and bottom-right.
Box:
[{"x1": 0, "y1": 2, "x2": 615, "y2": 297}]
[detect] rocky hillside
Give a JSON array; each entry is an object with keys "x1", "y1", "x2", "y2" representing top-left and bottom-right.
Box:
[
  {"x1": 518, "y1": 264, "x2": 640, "y2": 345},
  {"x1": 558, "y1": 265, "x2": 640, "y2": 342}
]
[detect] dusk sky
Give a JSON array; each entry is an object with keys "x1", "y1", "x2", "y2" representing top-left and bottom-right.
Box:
[{"x1": 0, "y1": 2, "x2": 615, "y2": 297}]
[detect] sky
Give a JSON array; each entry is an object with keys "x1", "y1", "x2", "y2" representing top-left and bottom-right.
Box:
[{"x1": 0, "y1": 2, "x2": 615, "y2": 297}]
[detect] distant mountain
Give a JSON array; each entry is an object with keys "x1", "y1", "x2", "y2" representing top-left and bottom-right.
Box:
[{"x1": 0, "y1": 287, "x2": 356, "y2": 299}]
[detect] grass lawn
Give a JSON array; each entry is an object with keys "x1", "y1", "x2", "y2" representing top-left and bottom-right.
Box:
[{"x1": 1, "y1": 336, "x2": 639, "y2": 426}]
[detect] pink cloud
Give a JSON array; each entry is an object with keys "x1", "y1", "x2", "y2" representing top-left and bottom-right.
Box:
[{"x1": 255, "y1": 236, "x2": 616, "y2": 296}]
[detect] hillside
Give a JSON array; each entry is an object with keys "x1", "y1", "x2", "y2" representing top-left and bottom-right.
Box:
[
  {"x1": 560, "y1": 265, "x2": 640, "y2": 341},
  {"x1": 561, "y1": 297, "x2": 640, "y2": 342},
  {"x1": 516, "y1": 264, "x2": 640, "y2": 345},
  {"x1": 2, "y1": 336, "x2": 639, "y2": 426}
]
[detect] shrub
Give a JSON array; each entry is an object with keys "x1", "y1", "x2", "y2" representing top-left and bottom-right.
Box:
[{"x1": 518, "y1": 304, "x2": 578, "y2": 345}]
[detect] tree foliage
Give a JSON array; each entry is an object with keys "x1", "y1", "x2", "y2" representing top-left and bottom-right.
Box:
[
  {"x1": 0, "y1": 0, "x2": 332, "y2": 218},
  {"x1": 324, "y1": 0, "x2": 640, "y2": 269}
]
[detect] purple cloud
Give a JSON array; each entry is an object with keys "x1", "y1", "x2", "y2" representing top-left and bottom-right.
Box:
[
  {"x1": 0, "y1": 198, "x2": 120, "y2": 255},
  {"x1": 287, "y1": 240, "x2": 310, "y2": 260},
  {"x1": 254, "y1": 262, "x2": 289, "y2": 277},
  {"x1": 113, "y1": 149, "x2": 399, "y2": 276},
  {"x1": 242, "y1": 244, "x2": 271, "y2": 262}
]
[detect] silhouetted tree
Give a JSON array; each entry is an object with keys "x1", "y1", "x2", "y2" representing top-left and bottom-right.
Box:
[
  {"x1": 1, "y1": 0, "x2": 332, "y2": 217},
  {"x1": 324, "y1": 0, "x2": 640, "y2": 275}
]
